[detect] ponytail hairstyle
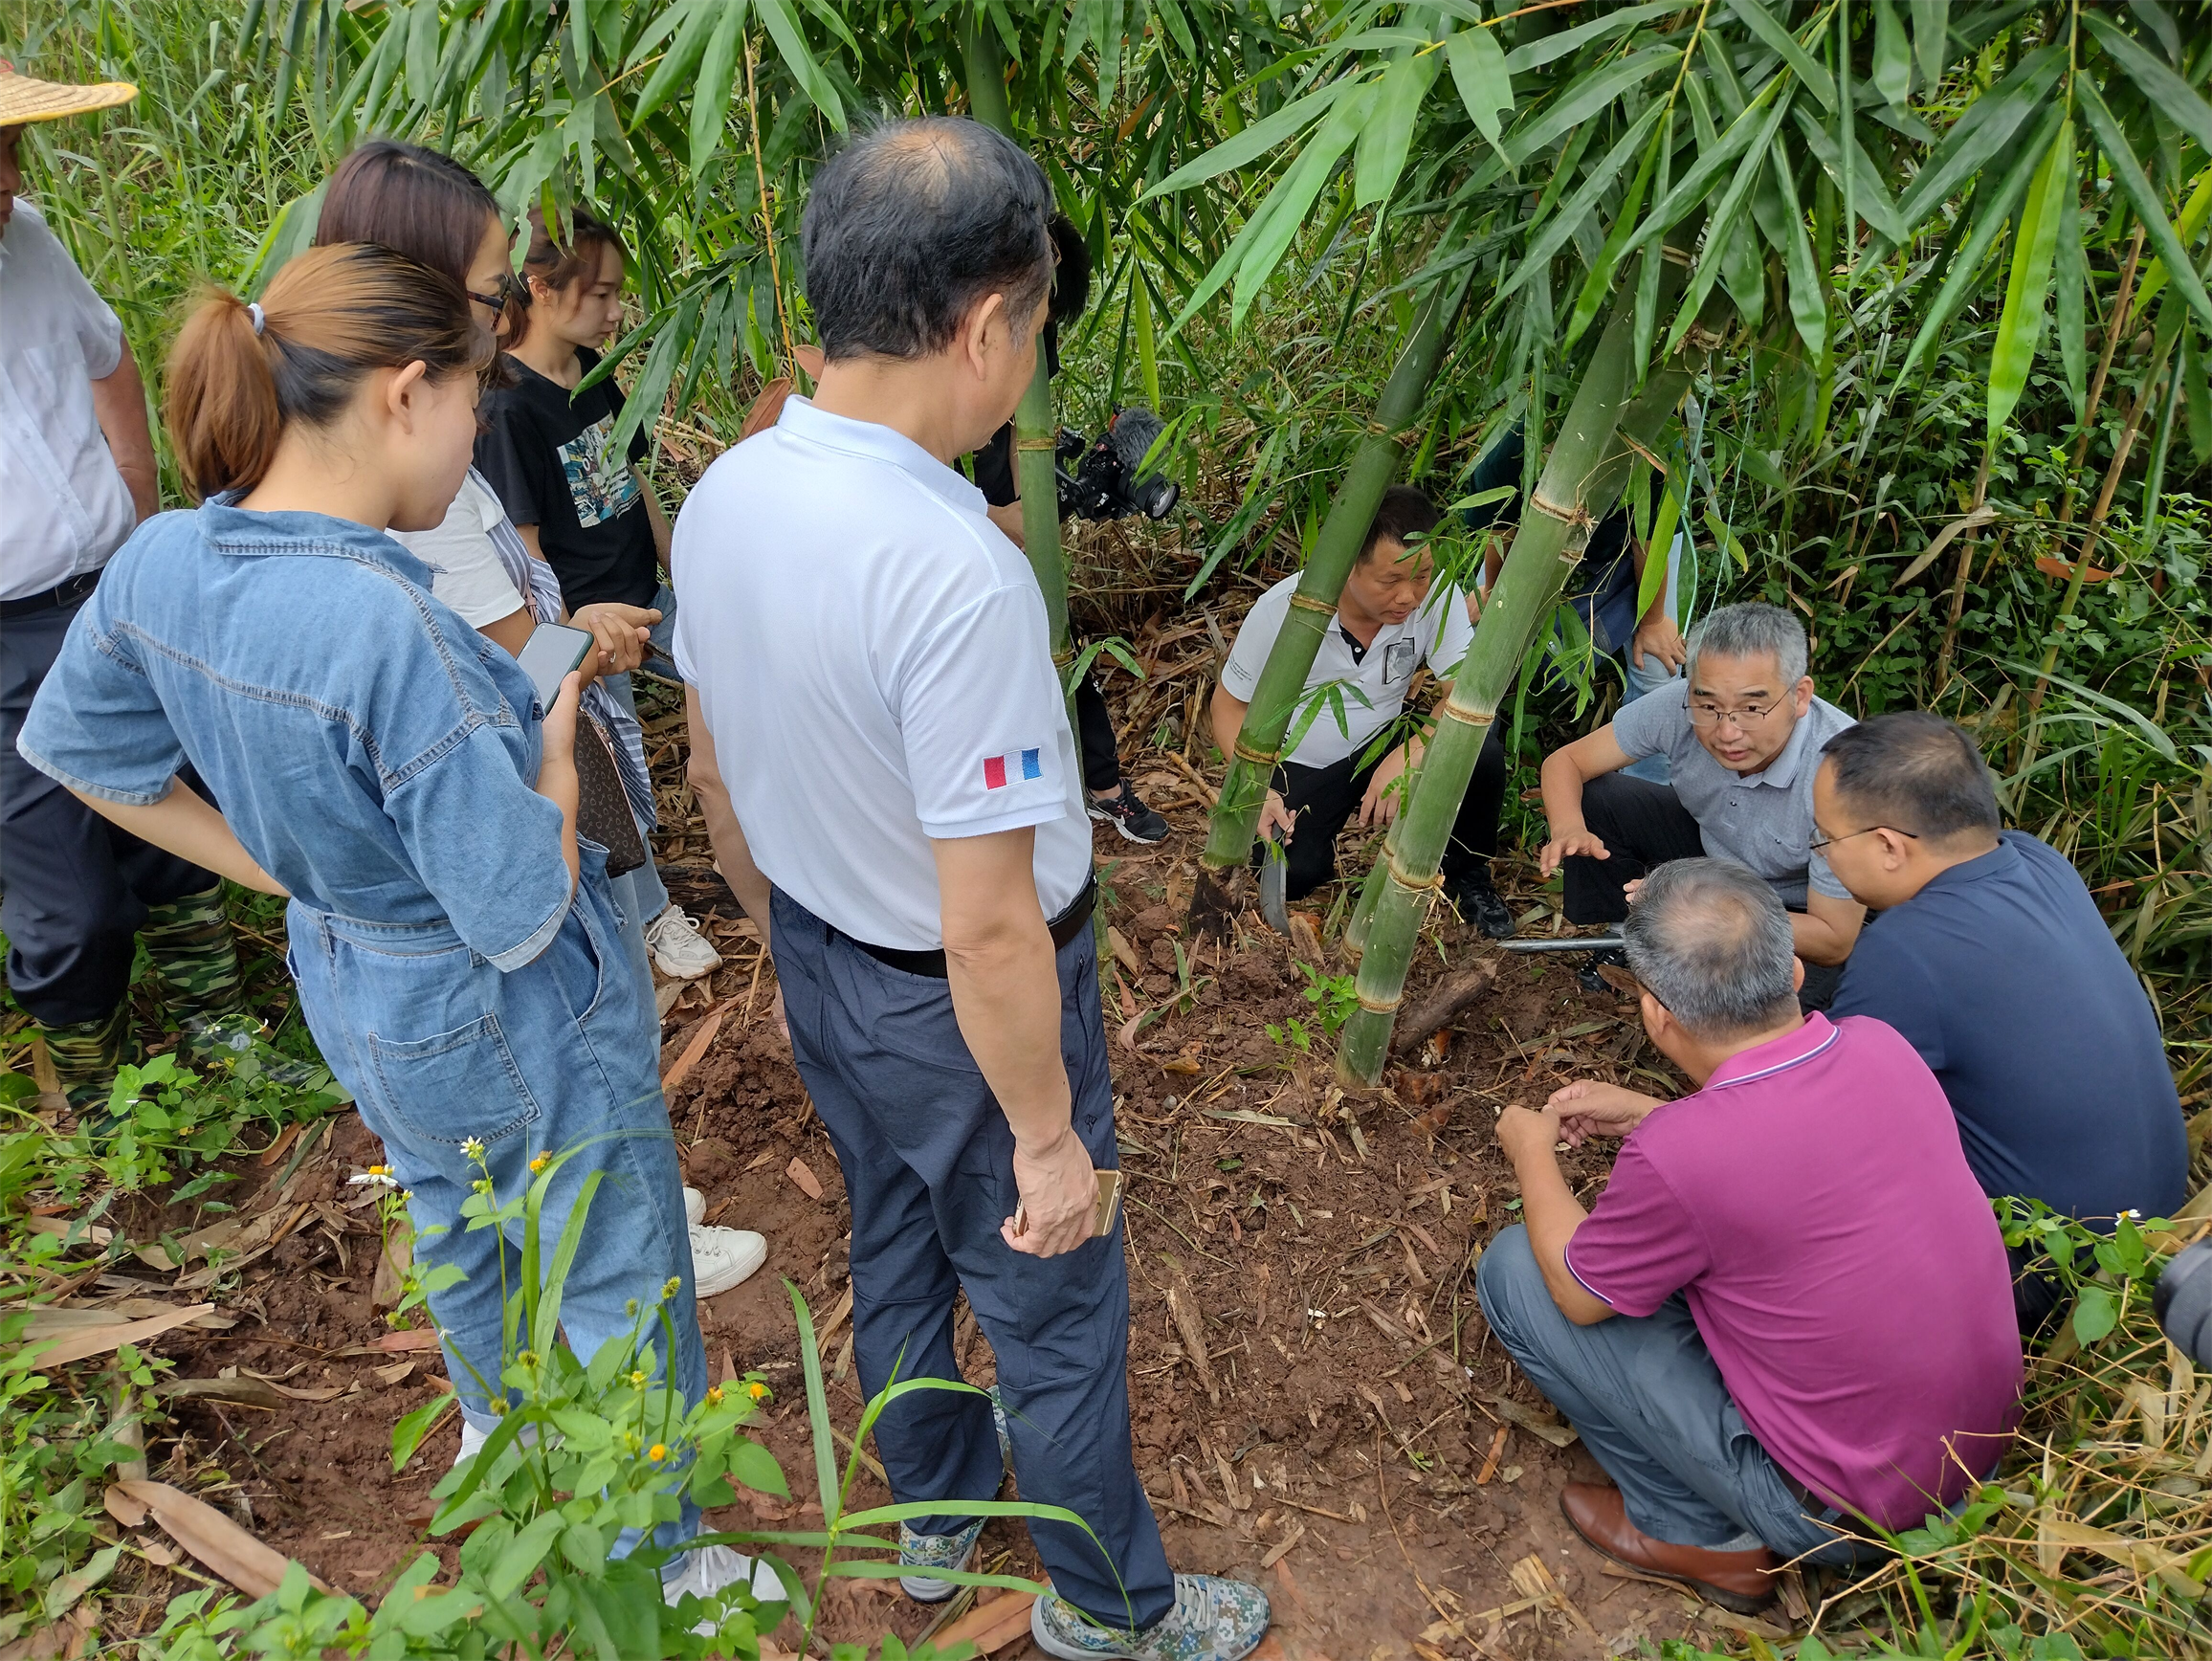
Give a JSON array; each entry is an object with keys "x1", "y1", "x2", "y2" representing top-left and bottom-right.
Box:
[
  {"x1": 504, "y1": 202, "x2": 626, "y2": 348},
  {"x1": 165, "y1": 242, "x2": 495, "y2": 501},
  {"x1": 314, "y1": 139, "x2": 501, "y2": 289}
]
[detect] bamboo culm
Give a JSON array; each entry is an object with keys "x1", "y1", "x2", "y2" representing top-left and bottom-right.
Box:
[
  {"x1": 1196, "y1": 279, "x2": 1464, "y2": 884},
  {"x1": 1336, "y1": 282, "x2": 1725, "y2": 1085},
  {"x1": 961, "y1": 15, "x2": 1069, "y2": 660}
]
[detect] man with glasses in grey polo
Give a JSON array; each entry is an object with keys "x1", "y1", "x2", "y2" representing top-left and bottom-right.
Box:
[{"x1": 1536, "y1": 602, "x2": 1864, "y2": 1007}]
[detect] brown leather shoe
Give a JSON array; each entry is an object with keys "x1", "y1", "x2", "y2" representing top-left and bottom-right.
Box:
[{"x1": 1559, "y1": 1481, "x2": 1780, "y2": 1613}]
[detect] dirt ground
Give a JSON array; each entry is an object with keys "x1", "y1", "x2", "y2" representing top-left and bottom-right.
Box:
[{"x1": 77, "y1": 673, "x2": 1828, "y2": 1659}]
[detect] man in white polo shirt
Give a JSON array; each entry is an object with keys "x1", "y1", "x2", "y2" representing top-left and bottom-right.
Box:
[
  {"x1": 1209, "y1": 485, "x2": 1515, "y2": 938},
  {"x1": 674, "y1": 119, "x2": 1269, "y2": 1661},
  {"x1": 1, "y1": 70, "x2": 296, "y2": 1111}
]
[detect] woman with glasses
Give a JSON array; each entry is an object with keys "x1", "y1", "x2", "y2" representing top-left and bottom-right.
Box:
[{"x1": 311, "y1": 142, "x2": 768, "y2": 1305}]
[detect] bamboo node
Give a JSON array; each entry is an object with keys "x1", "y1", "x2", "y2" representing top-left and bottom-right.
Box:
[
  {"x1": 1014, "y1": 437, "x2": 1058, "y2": 452},
  {"x1": 1286, "y1": 592, "x2": 1338, "y2": 617},
  {"x1": 1386, "y1": 856, "x2": 1446, "y2": 894},
  {"x1": 1529, "y1": 491, "x2": 1592, "y2": 529},
  {"x1": 1231, "y1": 740, "x2": 1280, "y2": 768},
  {"x1": 1661, "y1": 243, "x2": 1694, "y2": 268},
  {"x1": 1358, "y1": 989, "x2": 1405, "y2": 1014},
  {"x1": 1436, "y1": 703, "x2": 1497, "y2": 730}
]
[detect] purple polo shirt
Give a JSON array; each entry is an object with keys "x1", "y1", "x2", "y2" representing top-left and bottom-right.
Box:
[{"x1": 1564, "y1": 1013, "x2": 2022, "y2": 1528}]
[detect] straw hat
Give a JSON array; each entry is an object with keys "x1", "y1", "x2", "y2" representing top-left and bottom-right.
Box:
[{"x1": 0, "y1": 59, "x2": 138, "y2": 128}]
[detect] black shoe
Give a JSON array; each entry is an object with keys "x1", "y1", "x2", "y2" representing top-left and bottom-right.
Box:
[
  {"x1": 1087, "y1": 783, "x2": 1169, "y2": 844},
  {"x1": 1578, "y1": 945, "x2": 1629, "y2": 996},
  {"x1": 1447, "y1": 874, "x2": 1517, "y2": 940}
]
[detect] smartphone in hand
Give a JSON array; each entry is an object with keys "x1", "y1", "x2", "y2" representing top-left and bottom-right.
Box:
[{"x1": 515, "y1": 623, "x2": 595, "y2": 707}]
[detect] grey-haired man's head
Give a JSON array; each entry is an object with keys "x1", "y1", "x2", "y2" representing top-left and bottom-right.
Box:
[{"x1": 1624, "y1": 858, "x2": 1801, "y2": 1042}]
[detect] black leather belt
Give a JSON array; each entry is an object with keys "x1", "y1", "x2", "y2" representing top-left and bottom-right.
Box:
[
  {"x1": 0, "y1": 568, "x2": 101, "y2": 619},
  {"x1": 844, "y1": 876, "x2": 1096, "y2": 978}
]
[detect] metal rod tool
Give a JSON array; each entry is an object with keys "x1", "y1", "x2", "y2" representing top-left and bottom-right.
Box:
[{"x1": 1498, "y1": 934, "x2": 1626, "y2": 954}]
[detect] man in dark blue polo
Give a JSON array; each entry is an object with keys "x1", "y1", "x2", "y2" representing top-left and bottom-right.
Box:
[{"x1": 1816, "y1": 713, "x2": 2189, "y2": 1326}]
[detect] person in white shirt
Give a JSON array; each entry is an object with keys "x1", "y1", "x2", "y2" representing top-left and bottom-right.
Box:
[
  {"x1": 0, "y1": 68, "x2": 294, "y2": 1107},
  {"x1": 675, "y1": 118, "x2": 1269, "y2": 1661},
  {"x1": 1209, "y1": 486, "x2": 1516, "y2": 938}
]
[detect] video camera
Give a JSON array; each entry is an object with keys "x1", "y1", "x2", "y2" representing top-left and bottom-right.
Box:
[{"x1": 1055, "y1": 406, "x2": 1180, "y2": 523}]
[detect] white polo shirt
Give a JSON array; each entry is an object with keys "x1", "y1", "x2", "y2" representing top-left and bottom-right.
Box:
[
  {"x1": 0, "y1": 202, "x2": 137, "y2": 601},
  {"x1": 672, "y1": 396, "x2": 1091, "y2": 951},
  {"x1": 1220, "y1": 571, "x2": 1476, "y2": 768}
]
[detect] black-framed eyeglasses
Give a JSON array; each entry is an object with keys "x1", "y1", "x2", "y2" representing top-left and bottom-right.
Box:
[
  {"x1": 1808, "y1": 824, "x2": 1920, "y2": 854},
  {"x1": 467, "y1": 274, "x2": 515, "y2": 316},
  {"x1": 1688, "y1": 696, "x2": 1786, "y2": 730}
]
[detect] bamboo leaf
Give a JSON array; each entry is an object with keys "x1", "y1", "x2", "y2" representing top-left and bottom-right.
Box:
[
  {"x1": 1626, "y1": 77, "x2": 1782, "y2": 255},
  {"x1": 1141, "y1": 78, "x2": 1346, "y2": 199},
  {"x1": 1501, "y1": 100, "x2": 1667, "y2": 300},
  {"x1": 2077, "y1": 78, "x2": 2212, "y2": 336},
  {"x1": 1891, "y1": 101, "x2": 2066, "y2": 388},
  {"x1": 1443, "y1": 28, "x2": 1512, "y2": 154},
  {"x1": 631, "y1": 0, "x2": 720, "y2": 126},
  {"x1": 2056, "y1": 149, "x2": 2088, "y2": 417},
  {"x1": 1725, "y1": 0, "x2": 1836, "y2": 111},
  {"x1": 1987, "y1": 124, "x2": 2069, "y2": 438},
  {"x1": 1664, "y1": 91, "x2": 1793, "y2": 359},
  {"x1": 2129, "y1": 168, "x2": 2212, "y2": 324},
  {"x1": 2082, "y1": 11, "x2": 2212, "y2": 158},
  {"x1": 1637, "y1": 482, "x2": 1683, "y2": 619},
  {"x1": 1792, "y1": 107, "x2": 1907, "y2": 246},
  {"x1": 1769, "y1": 147, "x2": 1826, "y2": 363},
  {"x1": 1891, "y1": 44, "x2": 2062, "y2": 232},
  {"x1": 1502, "y1": 0, "x2": 1678, "y2": 73},
  {"x1": 1870, "y1": 0, "x2": 1913, "y2": 107},
  {"x1": 404, "y1": 0, "x2": 442, "y2": 112},
  {"x1": 1563, "y1": 108, "x2": 1670, "y2": 347},
  {"x1": 1504, "y1": 46, "x2": 1675, "y2": 168},
  {"x1": 1353, "y1": 50, "x2": 1439, "y2": 208},
  {"x1": 2184, "y1": 328, "x2": 2212, "y2": 467},
  {"x1": 1228, "y1": 90, "x2": 1370, "y2": 325},
  {"x1": 756, "y1": 0, "x2": 844, "y2": 129},
  {"x1": 687, "y1": 0, "x2": 749, "y2": 172},
  {"x1": 1910, "y1": 0, "x2": 1950, "y2": 89}
]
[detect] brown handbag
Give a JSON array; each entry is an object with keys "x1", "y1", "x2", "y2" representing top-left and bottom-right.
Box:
[{"x1": 573, "y1": 711, "x2": 647, "y2": 876}]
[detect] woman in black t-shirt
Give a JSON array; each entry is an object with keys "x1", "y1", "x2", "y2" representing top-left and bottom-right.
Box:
[
  {"x1": 477, "y1": 207, "x2": 673, "y2": 620},
  {"x1": 477, "y1": 207, "x2": 721, "y2": 983}
]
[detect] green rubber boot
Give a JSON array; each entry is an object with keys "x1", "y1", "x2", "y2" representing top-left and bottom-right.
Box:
[
  {"x1": 145, "y1": 888, "x2": 326, "y2": 1092},
  {"x1": 43, "y1": 1002, "x2": 132, "y2": 1116}
]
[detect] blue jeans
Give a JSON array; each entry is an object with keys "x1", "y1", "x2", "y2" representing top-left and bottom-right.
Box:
[
  {"x1": 768, "y1": 887, "x2": 1176, "y2": 1632},
  {"x1": 1476, "y1": 1226, "x2": 1884, "y2": 1567},
  {"x1": 288, "y1": 861, "x2": 708, "y2": 1565}
]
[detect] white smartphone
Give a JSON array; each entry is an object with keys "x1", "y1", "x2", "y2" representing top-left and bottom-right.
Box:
[{"x1": 515, "y1": 623, "x2": 594, "y2": 707}]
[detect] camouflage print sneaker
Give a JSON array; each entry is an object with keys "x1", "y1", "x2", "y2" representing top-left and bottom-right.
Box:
[
  {"x1": 897, "y1": 1516, "x2": 987, "y2": 1603},
  {"x1": 1029, "y1": 1574, "x2": 1271, "y2": 1661}
]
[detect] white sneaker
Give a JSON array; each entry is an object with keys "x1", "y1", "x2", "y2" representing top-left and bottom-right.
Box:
[
  {"x1": 684, "y1": 1185, "x2": 706, "y2": 1227},
  {"x1": 453, "y1": 1417, "x2": 539, "y2": 1468},
  {"x1": 663, "y1": 1541, "x2": 785, "y2": 1633},
  {"x1": 646, "y1": 906, "x2": 722, "y2": 980},
  {"x1": 691, "y1": 1224, "x2": 767, "y2": 1297}
]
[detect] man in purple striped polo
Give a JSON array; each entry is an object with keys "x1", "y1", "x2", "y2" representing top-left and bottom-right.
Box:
[{"x1": 1477, "y1": 857, "x2": 2021, "y2": 1613}]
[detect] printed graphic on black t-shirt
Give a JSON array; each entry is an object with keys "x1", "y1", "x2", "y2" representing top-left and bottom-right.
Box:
[
  {"x1": 558, "y1": 415, "x2": 644, "y2": 528},
  {"x1": 476, "y1": 348, "x2": 658, "y2": 611}
]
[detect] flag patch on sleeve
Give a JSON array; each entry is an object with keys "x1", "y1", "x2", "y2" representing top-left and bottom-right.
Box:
[{"x1": 983, "y1": 748, "x2": 1043, "y2": 790}]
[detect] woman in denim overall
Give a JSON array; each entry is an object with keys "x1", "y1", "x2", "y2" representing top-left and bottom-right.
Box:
[{"x1": 16, "y1": 243, "x2": 766, "y2": 1608}]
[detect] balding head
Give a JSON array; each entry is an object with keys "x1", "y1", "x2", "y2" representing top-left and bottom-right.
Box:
[
  {"x1": 802, "y1": 116, "x2": 1051, "y2": 363},
  {"x1": 1624, "y1": 859, "x2": 1800, "y2": 1040}
]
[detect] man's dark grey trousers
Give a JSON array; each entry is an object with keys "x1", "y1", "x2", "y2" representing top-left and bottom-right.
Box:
[{"x1": 768, "y1": 887, "x2": 1174, "y2": 1630}]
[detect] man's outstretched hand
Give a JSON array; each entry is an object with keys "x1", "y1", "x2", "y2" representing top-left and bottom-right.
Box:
[
  {"x1": 1546, "y1": 1078, "x2": 1663, "y2": 1145},
  {"x1": 1537, "y1": 827, "x2": 1608, "y2": 877}
]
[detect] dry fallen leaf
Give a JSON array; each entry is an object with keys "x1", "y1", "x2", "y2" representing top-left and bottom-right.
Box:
[
  {"x1": 661, "y1": 1006, "x2": 729, "y2": 1093},
  {"x1": 112, "y1": 1479, "x2": 333, "y2": 1600},
  {"x1": 373, "y1": 1360, "x2": 416, "y2": 1386},
  {"x1": 370, "y1": 1328, "x2": 444, "y2": 1354},
  {"x1": 18, "y1": 1303, "x2": 214, "y2": 1368},
  {"x1": 785, "y1": 1157, "x2": 825, "y2": 1203},
  {"x1": 930, "y1": 1590, "x2": 1037, "y2": 1651}
]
